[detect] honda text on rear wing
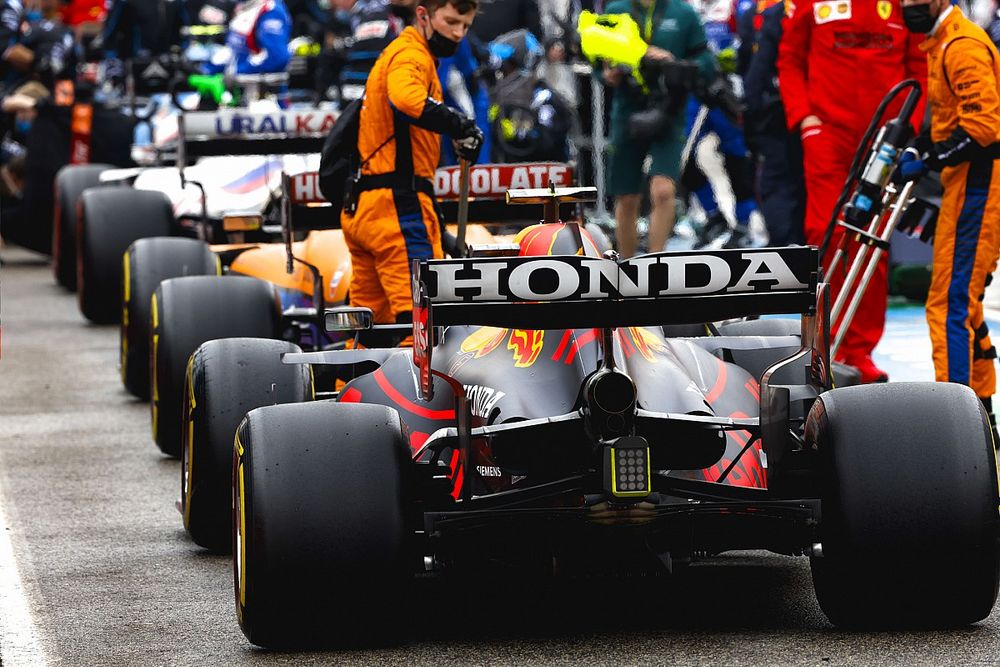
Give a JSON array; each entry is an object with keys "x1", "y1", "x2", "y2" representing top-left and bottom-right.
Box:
[{"x1": 412, "y1": 246, "x2": 822, "y2": 398}]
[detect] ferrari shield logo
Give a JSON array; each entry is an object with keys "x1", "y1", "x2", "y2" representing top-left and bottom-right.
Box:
[{"x1": 877, "y1": 0, "x2": 891, "y2": 20}]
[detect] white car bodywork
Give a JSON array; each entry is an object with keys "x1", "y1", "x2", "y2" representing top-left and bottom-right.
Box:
[{"x1": 99, "y1": 103, "x2": 331, "y2": 218}]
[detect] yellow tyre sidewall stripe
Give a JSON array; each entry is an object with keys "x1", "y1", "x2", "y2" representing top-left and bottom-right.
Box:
[
  {"x1": 151, "y1": 293, "x2": 159, "y2": 440},
  {"x1": 235, "y1": 432, "x2": 247, "y2": 617},
  {"x1": 182, "y1": 353, "x2": 197, "y2": 529},
  {"x1": 120, "y1": 250, "x2": 131, "y2": 383}
]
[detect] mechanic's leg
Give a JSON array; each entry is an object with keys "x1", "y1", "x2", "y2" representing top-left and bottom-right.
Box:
[
  {"x1": 757, "y1": 134, "x2": 796, "y2": 245},
  {"x1": 682, "y1": 160, "x2": 721, "y2": 216},
  {"x1": 376, "y1": 190, "x2": 444, "y2": 324},
  {"x1": 928, "y1": 160, "x2": 1000, "y2": 397},
  {"x1": 340, "y1": 199, "x2": 392, "y2": 324},
  {"x1": 614, "y1": 194, "x2": 641, "y2": 258},
  {"x1": 647, "y1": 176, "x2": 676, "y2": 254},
  {"x1": 683, "y1": 159, "x2": 729, "y2": 247},
  {"x1": 648, "y1": 132, "x2": 684, "y2": 253},
  {"x1": 683, "y1": 108, "x2": 721, "y2": 217},
  {"x1": 802, "y1": 124, "x2": 886, "y2": 374},
  {"x1": 713, "y1": 108, "x2": 759, "y2": 228},
  {"x1": 608, "y1": 121, "x2": 645, "y2": 258},
  {"x1": 972, "y1": 169, "x2": 1000, "y2": 400}
]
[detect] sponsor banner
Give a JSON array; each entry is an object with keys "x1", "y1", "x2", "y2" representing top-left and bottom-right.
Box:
[
  {"x1": 419, "y1": 248, "x2": 816, "y2": 304},
  {"x1": 434, "y1": 162, "x2": 573, "y2": 200},
  {"x1": 183, "y1": 109, "x2": 338, "y2": 140},
  {"x1": 286, "y1": 162, "x2": 574, "y2": 205},
  {"x1": 289, "y1": 171, "x2": 323, "y2": 204}
]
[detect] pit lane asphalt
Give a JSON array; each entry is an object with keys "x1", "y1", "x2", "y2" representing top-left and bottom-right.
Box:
[{"x1": 2, "y1": 245, "x2": 1000, "y2": 666}]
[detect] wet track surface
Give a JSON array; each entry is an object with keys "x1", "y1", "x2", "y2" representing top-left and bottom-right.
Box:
[{"x1": 2, "y1": 246, "x2": 1000, "y2": 665}]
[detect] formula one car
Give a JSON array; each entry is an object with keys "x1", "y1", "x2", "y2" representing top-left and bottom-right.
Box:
[
  {"x1": 77, "y1": 101, "x2": 337, "y2": 325},
  {"x1": 171, "y1": 164, "x2": 588, "y2": 549},
  {"x1": 109, "y1": 105, "x2": 337, "y2": 399},
  {"x1": 182, "y1": 186, "x2": 998, "y2": 647}
]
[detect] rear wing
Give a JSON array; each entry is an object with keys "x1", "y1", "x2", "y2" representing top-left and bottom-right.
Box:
[
  {"x1": 283, "y1": 161, "x2": 577, "y2": 222},
  {"x1": 413, "y1": 247, "x2": 819, "y2": 329},
  {"x1": 411, "y1": 247, "x2": 820, "y2": 396},
  {"x1": 177, "y1": 108, "x2": 337, "y2": 169}
]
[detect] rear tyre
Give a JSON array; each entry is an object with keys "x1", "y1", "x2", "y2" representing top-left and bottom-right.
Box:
[
  {"x1": 78, "y1": 188, "x2": 172, "y2": 324},
  {"x1": 235, "y1": 402, "x2": 411, "y2": 648},
  {"x1": 151, "y1": 276, "x2": 280, "y2": 457},
  {"x1": 808, "y1": 382, "x2": 1000, "y2": 628},
  {"x1": 53, "y1": 164, "x2": 112, "y2": 290},
  {"x1": 182, "y1": 338, "x2": 312, "y2": 552},
  {"x1": 121, "y1": 238, "x2": 218, "y2": 399}
]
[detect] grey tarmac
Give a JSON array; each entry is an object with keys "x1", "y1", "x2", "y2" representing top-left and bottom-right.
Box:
[{"x1": 1, "y1": 245, "x2": 999, "y2": 666}]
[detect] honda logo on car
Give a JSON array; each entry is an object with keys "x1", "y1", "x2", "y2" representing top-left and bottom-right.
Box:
[
  {"x1": 464, "y1": 384, "x2": 505, "y2": 419},
  {"x1": 291, "y1": 172, "x2": 320, "y2": 204},
  {"x1": 423, "y1": 250, "x2": 811, "y2": 303}
]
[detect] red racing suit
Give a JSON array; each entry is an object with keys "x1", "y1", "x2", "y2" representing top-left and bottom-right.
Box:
[{"x1": 778, "y1": 0, "x2": 926, "y2": 370}]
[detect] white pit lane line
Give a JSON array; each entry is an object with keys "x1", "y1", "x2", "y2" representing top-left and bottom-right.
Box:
[{"x1": 0, "y1": 476, "x2": 48, "y2": 667}]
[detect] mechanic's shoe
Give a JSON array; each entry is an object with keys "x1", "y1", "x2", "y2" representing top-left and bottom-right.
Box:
[
  {"x1": 722, "y1": 225, "x2": 754, "y2": 249},
  {"x1": 695, "y1": 211, "x2": 731, "y2": 248},
  {"x1": 849, "y1": 355, "x2": 889, "y2": 384}
]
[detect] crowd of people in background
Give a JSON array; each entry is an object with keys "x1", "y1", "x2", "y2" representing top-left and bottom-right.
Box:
[
  {"x1": 1, "y1": 0, "x2": 1000, "y2": 380},
  {"x1": 0, "y1": 0, "x2": 980, "y2": 251}
]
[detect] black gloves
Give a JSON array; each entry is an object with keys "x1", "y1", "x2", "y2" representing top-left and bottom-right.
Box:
[
  {"x1": 929, "y1": 127, "x2": 978, "y2": 169},
  {"x1": 414, "y1": 97, "x2": 483, "y2": 162},
  {"x1": 453, "y1": 122, "x2": 484, "y2": 162},
  {"x1": 914, "y1": 126, "x2": 987, "y2": 171}
]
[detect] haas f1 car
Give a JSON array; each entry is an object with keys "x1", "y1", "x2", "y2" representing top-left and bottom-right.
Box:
[{"x1": 189, "y1": 188, "x2": 998, "y2": 647}]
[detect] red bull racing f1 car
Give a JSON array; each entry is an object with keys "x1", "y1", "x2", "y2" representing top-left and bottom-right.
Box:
[{"x1": 193, "y1": 187, "x2": 998, "y2": 647}]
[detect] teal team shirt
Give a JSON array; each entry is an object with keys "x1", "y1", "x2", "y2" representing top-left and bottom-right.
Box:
[{"x1": 602, "y1": 0, "x2": 717, "y2": 117}]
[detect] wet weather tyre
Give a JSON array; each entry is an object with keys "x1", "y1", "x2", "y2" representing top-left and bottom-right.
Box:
[
  {"x1": 52, "y1": 164, "x2": 112, "y2": 290},
  {"x1": 121, "y1": 238, "x2": 217, "y2": 399},
  {"x1": 78, "y1": 187, "x2": 173, "y2": 323},
  {"x1": 808, "y1": 382, "x2": 1000, "y2": 628},
  {"x1": 151, "y1": 276, "x2": 280, "y2": 457},
  {"x1": 182, "y1": 338, "x2": 312, "y2": 552},
  {"x1": 235, "y1": 402, "x2": 411, "y2": 648}
]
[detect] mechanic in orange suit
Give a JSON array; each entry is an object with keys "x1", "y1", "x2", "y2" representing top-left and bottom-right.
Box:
[
  {"x1": 341, "y1": 0, "x2": 483, "y2": 325},
  {"x1": 898, "y1": 0, "x2": 1000, "y2": 434},
  {"x1": 778, "y1": 0, "x2": 927, "y2": 382}
]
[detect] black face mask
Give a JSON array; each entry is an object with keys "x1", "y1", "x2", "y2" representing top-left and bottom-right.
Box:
[
  {"x1": 903, "y1": 4, "x2": 935, "y2": 33},
  {"x1": 427, "y1": 28, "x2": 460, "y2": 58}
]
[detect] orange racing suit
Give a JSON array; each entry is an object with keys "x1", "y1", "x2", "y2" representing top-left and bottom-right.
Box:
[
  {"x1": 921, "y1": 6, "x2": 1000, "y2": 399},
  {"x1": 340, "y1": 26, "x2": 446, "y2": 325}
]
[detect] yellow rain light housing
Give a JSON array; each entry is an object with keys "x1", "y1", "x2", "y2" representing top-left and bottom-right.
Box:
[{"x1": 604, "y1": 437, "x2": 652, "y2": 499}]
